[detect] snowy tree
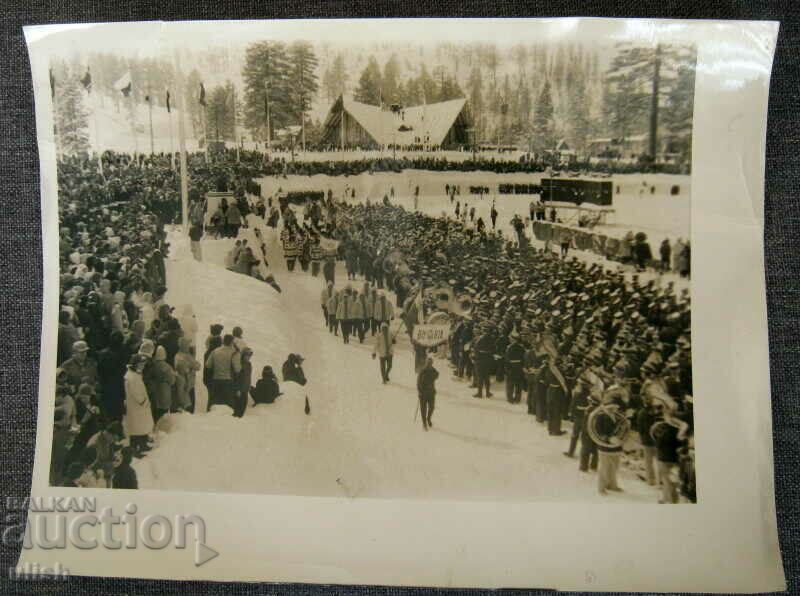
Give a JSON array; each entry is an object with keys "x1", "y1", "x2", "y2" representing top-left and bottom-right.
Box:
[
  {"x1": 531, "y1": 80, "x2": 555, "y2": 151},
  {"x1": 54, "y1": 67, "x2": 90, "y2": 155},
  {"x1": 382, "y1": 54, "x2": 402, "y2": 104},
  {"x1": 207, "y1": 83, "x2": 236, "y2": 141},
  {"x1": 323, "y1": 53, "x2": 348, "y2": 102},
  {"x1": 662, "y1": 49, "x2": 696, "y2": 165},
  {"x1": 242, "y1": 41, "x2": 292, "y2": 141},
  {"x1": 354, "y1": 56, "x2": 382, "y2": 105},
  {"x1": 467, "y1": 66, "x2": 484, "y2": 139},
  {"x1": 288, "y1": 41, "x2": 319, "y2": 148}
]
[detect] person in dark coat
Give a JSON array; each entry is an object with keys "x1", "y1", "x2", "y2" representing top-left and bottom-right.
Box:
[
  {"x1": 111, "y1": 447, "x2": 138, "y2": 489},
  {"x1": 504, "y1": 332, "x2": 526, "y2": 403},
  {"x1": 233, "y1": 348, "x2": 253, "y2": 418},
  {"x1": 472, "y1": 327, "x2": 495, "y2": 398},
  {"x1": 417, "y1": 356, "x2": 439, "y2": 431},
  {"x1": 97, "y1": 330, "x2": 129, "y2": 421},
  {"x1": 250, "y1": 366, "x2": 282, "y2": 404},
  {"x1": 282, "y1": 353, "x2": 307, "y2": 386},
  {"x1": 543, "y1": 354, "x2": 568, "y2": 435}
]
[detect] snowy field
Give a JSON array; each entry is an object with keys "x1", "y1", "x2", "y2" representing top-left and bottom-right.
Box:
[
  {"x1": 256, "y1": 170, "x2": 691, "y2": 248},
  {"x1": 133, "y1": 218, "x2": 663, "y2": 503}
]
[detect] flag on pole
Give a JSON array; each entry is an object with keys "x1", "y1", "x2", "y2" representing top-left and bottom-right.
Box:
[
  {"x1": 114, "y1": 72, "x2": 132, "y2": 97},
  {"x1": 166, "y1": 90, "x2": 171, "y2": 113},
  {"x1": 81, "y1": 67, "x2": 92, "y2": 93},
  {"x1": 199, "y1": 83, "x2": 206, "y2": 106},
  {"x1": 49, "y1": 68, "x2": 55, "y2": 99}
]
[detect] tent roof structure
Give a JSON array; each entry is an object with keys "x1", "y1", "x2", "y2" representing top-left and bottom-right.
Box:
[{"x1": 322, "y1": 96, "x2": 468, "y2": 146}]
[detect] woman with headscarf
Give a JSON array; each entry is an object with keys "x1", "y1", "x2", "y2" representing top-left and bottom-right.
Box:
[
  {"x1": 111, "y1": 446, "x2": 138, "y2": 489},
  {"x1": 150, "y1": 345, "x2": 176, "y2": 421},
  {"x1": 124, "y1": 353, "x2": 154, "y2": 457},
  {"x1": 139, "y1": 292, "x2": 155, "y2": 331},
  {"x1": 110, "y1": 291, "x2": 129, "y2": 333}
]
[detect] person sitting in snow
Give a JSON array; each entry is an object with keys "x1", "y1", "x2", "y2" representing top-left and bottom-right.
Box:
[
  {"x1": 282, "y1": 353, "x2": 307, "y2": 386},
  {"x1": 250, "y1": 365, "x2": 282, "y2": 404}
]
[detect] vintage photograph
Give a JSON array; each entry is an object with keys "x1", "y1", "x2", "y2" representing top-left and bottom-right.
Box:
[{"x1": 48, "y1": 27, "x2": 695, "y2": 503}]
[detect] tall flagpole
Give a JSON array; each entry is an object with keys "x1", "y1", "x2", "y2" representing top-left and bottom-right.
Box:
[
  {"x1": 168, "y1": 91, "x2": 175, "y2": 170},
  {"x1": 232, "y1": 84, "x2": 240, "y2": 162},
  {"x1": 147, "y1": 88, "x2": 155, "y2": 155},
  {"x1": 173, "y1": 50, "x2": 190, "y2": 237}
]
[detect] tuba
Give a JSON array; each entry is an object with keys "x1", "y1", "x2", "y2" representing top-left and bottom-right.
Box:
[
  {"x1": 451, "y1": 293, "x2": 474, "y2": 319},
  {"x1": 587, "y1": 402, "x2": 631, "y2": 449},
  {"x1": 427, "y1": 286, "x2": 454, "y2": 311}
]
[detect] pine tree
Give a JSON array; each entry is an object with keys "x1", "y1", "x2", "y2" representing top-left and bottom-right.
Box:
[
  {"x1": 382, "y1": 54, "x2": 402, "y2": 104},
  {"x1": 532, "y1": 79, "x2": 555, "y2": 151},
  {"x1": 467, "y1": 66, "x2": 484, "y2": 140},
  {"x1": 354, "y1": 56, "x2": 382, "y2": 105},
  {"x1": 662, "y1": 48, "x2": 696, "y2": 166},
  {"x1": 288, "y1": 40, "x2": 319, "y2": 148},
  {"x1": 323, "y1": 53, "x2": 348, "y2": 102},
  {"x1": 207, "y1": 82, "x2": 236, "y2": 141},
  {"x1": 55, "y1": 67, "x2": 90, "y2": 155},
  {"x1": 242, "y1": 41, "x2": 292, "y2": 141}
]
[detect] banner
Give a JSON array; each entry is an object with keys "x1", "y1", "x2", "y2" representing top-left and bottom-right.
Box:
[{"x1": 412, "y1": 323, "x2": 451, "y2": 347}]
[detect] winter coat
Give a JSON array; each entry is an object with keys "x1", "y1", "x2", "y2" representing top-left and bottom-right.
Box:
[
  {"x1": 124, "y1": 369, "x2": 154, "y2": 436},
  {"x1": 417, "y1": 365, "x2": 439, "y2": 395},
  {"x1": 282, "y1": 358, "x2": 307, "y2": 386},
  {"x1": 151, "y1": 347, "x2": 176, "y2": 410},
  {"x1": 373, "y1": 329, "x2": 394, "y2": 357},
  {"x1": 336, "y1": 294, "x2": 355, "y2": 320},
  {"x1": 321, "y1": 286, "x2": 335, "y2": 308},
  {"x1": 326, "y1": 293, "x2": 339, "y2": 315},
  {"x1": 251, "y1": 376, "x2": 281, "y2": 404},
  {"x1": 350, "y1": 296, "x2": 366, "y2": 320},
  {"x1": 226, "y1": 204, "x2": 242, "y2": 225},
  {"x1": 112, "y1": 463, "x2": 138, "y2": 489},
  {"x1": 61, "y1": 355, "x2": 99, "y2": 387},
  {"x1": 205, "y1": 345, "x2": 241, "y2": 381},
  {"x1": 373, "y1": 297, "x2": 395, "y2": 322},
  {"x1": 357, "y1": 295, "x2": 372, "y2": 319},
  {"x1": 111, "y1": 304, "x2": 129, "y2": 333},
  {"x1": 97, "y1": 346, "x2": 128, "y2": 419},
  {"x1": 174, "y1": 348, "x2": 200, "y2": 409}
]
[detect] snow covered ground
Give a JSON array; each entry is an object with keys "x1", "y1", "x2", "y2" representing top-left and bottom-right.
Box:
[
  {"x1": 133, "y1": 218, "x2": 663, "y2": 503},
  {"x1": 257, "y1": 170, "x2": 690, "y2": 249}
]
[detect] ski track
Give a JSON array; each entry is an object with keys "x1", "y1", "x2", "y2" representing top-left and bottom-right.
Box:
[{"x1": 134, "y1": 211, "x2": 664, "y2": 503}]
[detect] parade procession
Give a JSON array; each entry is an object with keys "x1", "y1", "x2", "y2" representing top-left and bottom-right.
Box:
[{"x1": 47, "y1": 33, "x2": 696, "y2": 504}]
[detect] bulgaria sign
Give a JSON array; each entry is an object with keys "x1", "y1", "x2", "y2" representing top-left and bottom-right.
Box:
[{"x1": 412, "y1": 323, "x2": 451, "y2": 347}]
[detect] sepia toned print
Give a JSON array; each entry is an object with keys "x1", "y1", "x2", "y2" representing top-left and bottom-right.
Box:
[{"x1": 49, "y1": 32, "x2": 694, "y2": 504}]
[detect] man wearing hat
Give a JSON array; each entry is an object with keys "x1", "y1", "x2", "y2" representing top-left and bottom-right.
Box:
[
  {"x1": 504, "y1": 331, "x2": 526, "y2": 404},
  {"x1": 61, "y1": 340, "x2": 98, "y2": 388},
  {"x1": 372, "y1": 323, "x2": 395, "y2": 384},
  {"x1": 472, "y1": 325, "x2": 495, "y2": 398}
]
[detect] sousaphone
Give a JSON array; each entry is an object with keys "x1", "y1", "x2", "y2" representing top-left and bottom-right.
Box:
[
  {"x1": 451, "y1": 293, "x2": 474, "y2": 319},
  {"x1": 427, "y1": 286, "x2": 454, "y2": 311}
]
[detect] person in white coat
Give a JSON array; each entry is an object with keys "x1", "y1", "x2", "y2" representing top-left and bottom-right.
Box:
[
  {"x1": 124, "y1": 354, "x2": 154, "y2": 457},
  {"x1": 372, "y1": 322, "x2": 395, "y2": 383}
]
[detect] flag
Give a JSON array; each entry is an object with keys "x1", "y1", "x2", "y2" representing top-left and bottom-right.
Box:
[
  {"x1": 199, "y1": 83, "x2": 206, "y2": 107},
  {"x1": 144, "y1": 94, "x2": 150, "y2": 103},
  {"x1": 166, "y1": 90, "x2": 171, "y2": 113},
  {"x1": 114, "y1": 72, "x2": 132, "y2": 97},
  {"x1": 81, "y1": 68, "x2": 92, "y2": 93},
  {"x1": 49, "y1": 68, "x2": 55, "y2": 100}
]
